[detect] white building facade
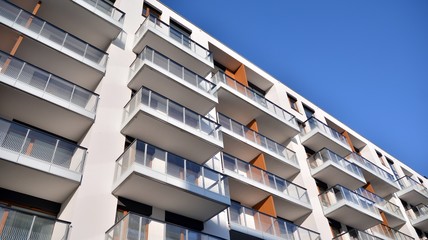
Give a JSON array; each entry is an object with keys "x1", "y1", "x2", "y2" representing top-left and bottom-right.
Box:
[{"x1": 0, "y1": 0, "x2": 427, "y2": 239}]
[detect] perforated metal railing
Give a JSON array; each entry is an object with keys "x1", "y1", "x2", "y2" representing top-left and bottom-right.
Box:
[
  {"x1": 0, "y1": 50, "x2": 99, "y2": 115},
  {"x1": 213, "y1": 71, "x2": 298, "y2": 129},
  {"x1": 134, "y1": 14, "x2": 212, "y2": 62},
  {"x1": 0, "y1": 1, "x2": 108, "y2": 69},
  {"x1": 229, "y1": 202, "x2": 320, "y2": 240},
  {"x1": 129, "y1": 46, "x2": 216, "y2": 95},
  {"x1": 222, "y1": 153, "x2": 308, "y2": 204},
  {"x1": 0, "y1": 118, "x2": 86, "y2": 174}
]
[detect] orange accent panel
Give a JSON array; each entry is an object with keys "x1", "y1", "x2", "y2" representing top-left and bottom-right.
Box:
[
  {"x1": 9, "y1": 36, "x2": 23, "y2": 56},
  {"x1": 32, "y1": 1, "x2": 42, "y2": 15},
  {"x1": 225, "y1": 69, "x2": 235, "y2": 79},
  {"x1": 250, "y1": 154, "x2": 267, "y2": 171},
  {"x1": 380, "y1": 211, "x2": 389, "y2": 225},
  {"x1": 246, "y1": 119, "x2": 259, "y2": 132},
  {"x1": 234, "y1": 64, "x2": 248, "y2": 87},
  {"x1": 342, "y1": 131, "x2": 356, "y2": 152},
  {"x1": 253, "y1": 195, "x2": 277, "y2": 218},
  {"x1": 363, "y1": 182, "x2": 375, "y2": 193},
  {"x1": 0, "y1": 211, "x2": 9, "y2": 236}
]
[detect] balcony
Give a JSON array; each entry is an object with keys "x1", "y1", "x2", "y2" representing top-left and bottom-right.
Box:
[
  {"x1": 0, "y1": 206, "x2": 71, "y2": 240},
  {"x1": 0, "y1": 1, "x2": 107, "y2": 90},
  {"x1": 319, "y1": 185, "x2": 383, "y2": 229},
  {"x1": 121, "y1": 88, "x2": 223, "y2": 163},
  {"x1": 333, "y1": 229, "x2": 382, "y2": 240},
  {"x1": 0, "y1": 118, "x2": 86, "y2": 203},
  {"x1": 300, "y1": 117, "x2": 352, "y2": 157},
  {"x1": 128, "y1": 47, "x2": 217, "y2": 115},
  {"x1": 112, "y1": 140, "x2": 230, "y2": 222},
  {"x1": 369, "y1": 224, "x2": 414, "y2": 240},
  {"x1": 355, "y1": 188, "x2": 406, "y2": 228},
  {"x1": 0, "y1": 50, "x2": 98, "y2": 142},
  {"x1": 307, "y1": 148, "x2": 366, "y2": 190},
  {"x1": 133, "y1": 15, "x2": 213, "y2": 76},
  {"x1": 8, "y1": 0, "x2": 125, "y2": 50},
  {"x1": 229, "y1": 202, "x2": 320, "y2": 240},
  {"x1": 213, "y1": 71, "x2": 300, "y2": 143},
  {"x1": 346, "y1": 153, "x2": 399, "y2": 197},
  {"x1": 395, "y1": 176, "x2": 428, "y2": 206},
  {"x1": 218, "y1": 114, "x2": 299, "y2": 179},
  {"x1": 105, "y1": 212, "x2": 225, "y2": 240},
  {"x1": 407, "y1": 204, "x2": 428, "y2": 232},
  {"x1": 222, "y1": 153, "x2": 311, "y2": 221}
]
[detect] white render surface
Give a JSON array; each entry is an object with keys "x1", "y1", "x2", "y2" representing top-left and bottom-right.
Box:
[{"x1": 0, "y1": 0, "x2": 427, "y2": 240}]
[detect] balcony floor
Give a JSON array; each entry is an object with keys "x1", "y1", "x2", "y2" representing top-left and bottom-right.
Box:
[
  {"x1": 133, "y1": 27, "x2": 213, "y2": 76},
  {"x1": 222, "y1": 130, "x2": 299, "y2": 179},
  {"x1": 0, "y1": 154, "x2": 81, "y2": 203},
  {"x1": 122, "y1": 108, "x2": 223, "y2": 164},
  {"x1": 216, "y1": 85, "x2": 299, "y2": 143},
  {"x1": 311, "y1": 162, "x2": 366, "y2": 190},
  {"x1": 300, "y1": 130, "x2": 351, "y2": 157},
  {"x1": 112, "y1": 165, "x2": 230, "y2": 222},
  {"x1": 396, "y1": 187, "x2": 428, "y2": 206},
  {"x1": 380, "y1": 208, "x2": 406, "y2": 228},
  {"x1": 324, "y1": 200, "x2": 383, "y2": 229},
  {"x1": 129, "y1": 61, "x2": 217, "y2": 115},
  {"x1": 9, "y1": 0, "x2": 122, "y2": 50},
  {"x1": 227, "y1": 174, "x2": 311, "y2": 221},
  {"x1": 0, "y1": 25, "x2": 104, "y2": 91},
  {"x1": 412, "y1": 215, "x2": 428, "y2": 232},
  {"x1": 0, "y1": 83, "x2": 93, "y2": 142}
]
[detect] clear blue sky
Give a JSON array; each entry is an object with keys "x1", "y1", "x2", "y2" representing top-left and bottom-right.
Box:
[{"x1": 161, "y1": 0, "x2": 428, "y2": 177}]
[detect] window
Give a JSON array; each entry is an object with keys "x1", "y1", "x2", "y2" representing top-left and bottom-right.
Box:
[
  {"x1": 387, "y1": 158, "x2": 400, "y2": 180},
  {"x1": 287, "y1": 94, "x2": 299, "y2": 112},
  {"x1": 170, "y1": 19, "x2": 192, "y2": 48},
  {"x1": 302, "y1": 104, "x2": 314, "y2": 118},
  {"x1": 248, "y1": 82, "x2": 265, "y2": 96},
  {"x1": 376, "y1": 150, "x2": 387, "y2": 167},
  {"x1": 142, "y1": 2, "x2": 161, "y2": 18}
]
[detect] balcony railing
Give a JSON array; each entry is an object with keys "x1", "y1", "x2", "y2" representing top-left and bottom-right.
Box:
[
  {"x1": 134, "y1": 14, "x2": 212, "y2": 62},
  {"x1": 396, "y1": 176, "x2": 428, "y2": 196},
  {"x1": 79, "y1": 0, "x2": 125, "y2": 24},
  {"x1": 0, "y1": 118, "x2": 86, "y2": 174},
  {"x1": 319, "y1": 185, "x2": 380, "y2": 216},
  {"x1": 308, "y1": 148, "x2": 363, "y2": 178},
  {"x1": 105, "y1": 212, "x2": 224, "y2": 240},
  {"x1": 129, "y1": 46, "x2": 216, "y2": 94},
  {"x1": 407, "y1": 204, "x2": 428, "y2": 222},
  {"x1": 370, "y1": 224, "x2": 414, "y2": 240},
  {"x1": 0, "y1": 50, "x2": 99, "y2": 115},
  {"x1": 229, "y1": 202, "x2": 320, "y2": 240},
  {"x1": 355, "y1": 188, "x2": 404, "y2": 219},
  {"x1": 123, "y1": 88, "x2": 221, "y2": 141},
  {"x1": 222, "y1": 153, "x2": 309, "y2": 203},
  {"x1": 213, "y1": 71, "x2": 298, "y2": 128},
  {"x1": 218, "y1": 113, "x2": 297, "y2": 164},
  {"x1": 300, "y1": 117, "x2": 349, "y2": 146},
  {"x1": 346, "y1": 152, "x2": 396, "y2": 184},
  {"x1": 0, "y1": 205, "x2": 71, "y2": 240},
  {"x1": 114, "y1": 140, "x2": 229, "y2": 197},
  {"x1": 0, "y1": 1, "x2": 108, "y2": 69},
  {"x1": 333, "y1": 229, "x2": 382, "y2": 240}
]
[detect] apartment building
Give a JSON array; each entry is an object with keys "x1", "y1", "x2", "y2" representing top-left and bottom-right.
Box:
[{"x1": 0, "y1": 0, "x2": 427, "y2": 239}]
